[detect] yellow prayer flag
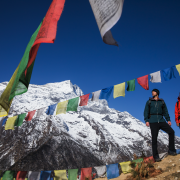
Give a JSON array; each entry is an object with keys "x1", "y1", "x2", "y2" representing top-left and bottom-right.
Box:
[
  {"x1": 176, "y1": 64, "x2": 180, "y2": 76},
  {"x1": 56, "y1": 100, "x2": 68, "y2": 115},
  {"x1": 54, "y1": 170, "x2": 68, "y2": 180},
  {"x1": 113, "y1": 82, "x2": 125, "y2": 99},
  {"x1": 5, "y1": 116, "x2": 18, "y2": 130},
  {"x1": 119, "y1": 161, "x2": 132, "y2": 174},
  {"x1": 0, "y1": 105, "x2": 8, "y2": 117}
]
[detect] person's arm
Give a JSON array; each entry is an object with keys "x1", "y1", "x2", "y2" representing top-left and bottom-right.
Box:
[
  {"x1": 162, "y1": 102, "x2": 170, "y2": 122},
  {"x1": 144, "y1": 101, "x2": 149, "y2": 123}
]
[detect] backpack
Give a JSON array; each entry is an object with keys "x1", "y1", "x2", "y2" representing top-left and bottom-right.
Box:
[
  {"x1": 148, "y1": 99, "x2": 165, "y2": 118},
  {"x1": 177, "y1": 101, "x2": 180, "y2": 120}
]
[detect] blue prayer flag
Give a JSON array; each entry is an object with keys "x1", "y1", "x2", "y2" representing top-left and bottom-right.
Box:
[
  {"x1": 162, "y1": 67, "x2": 176, "y2": 81},
  {"x1": 2, "y1": 117, "x2": 8, "y2": 126},
  {"x1": 106, "y1": 163, "x2": 119, "y2": 180},
  {"x1": 46, "y1": 104, "x2": 57, "y2": 115},
  {"x1": 40, "y1": 171, "x2": 51, "y2": 180},
  {"x1": 99, "y1": 86, "x2": 113, "y2": 101},
  {"x1": 176, "y1": 149, "x2": 180, "y2": 154}
]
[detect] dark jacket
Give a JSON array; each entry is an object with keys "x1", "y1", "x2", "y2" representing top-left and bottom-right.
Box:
[{"x1": 144, "y1": 98, "x2": 170, "y2": 123}]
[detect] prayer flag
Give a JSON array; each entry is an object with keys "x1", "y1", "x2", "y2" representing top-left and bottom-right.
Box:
[
  {"x1": 0, "y1": 117, "x2": 7, "y2": 128},
  {"x1": 5, "y1": 116, "x2": 18, "y2": 130},
  {"x1": 162, "y1": 67, "x2": 176, "y2": 81},
  {"x1": 40, "y1": 171, "x2": 51, "y2": 180},
  {"x1": 67, "y1": 97, "x2": 79, "y2": 112},
  {"x1": 113, "y1": 82, "x2": 125, "y2": 99},
  {"x1": 94, "y1": 166, "x2": 106, "y2": 177},
  {"x1": 126, "y1": 79, "x2": 135, "y2": 91},
  {"x1": 46, "y1": 104, "x2": 57, "y2": 115},
  {"x1": 132, "y1": 158, "x2": 143, "y2": 167},
  {"x1": 137, "y1": 75, "x2": 149, "y2": 90},
  {"x1": 15, "y1": 113, "x2": 26, "y2": 127},
  {"x1": 79, "y1": 94, "x2": 90, "y2": 106},
  {"x1": 25, "y1": 110, "x2": 36, "y2": 121},
  {"x1": 2, "y1": 171, "x2": 15, "y2": 180},
  {"x1": 176, "y1": 64, "x2": 180, "y2": 75},
  {"x1": 1, "y1": 117, "x2": 8, "y2": 126},
  {"x1": 143, "y1": 156, "x2": 155, "y2": 163},
  {"x1": 56, "y1": 100, "x2": 68, "y2": 115},
  {"x1": 16, "y1": 171, "x2": 27, "y2": 180},
  {"x1": 36, "y1": 107, "x2": 46, "y2": 118},
  {"x1": 91, "y1": 90, "x2": 101, "y2": 101},
  {"x1": 68, "y1": 169, "x2": 78, "y2": 180},
  {"x1": 99, "y1": 86, "x2": 113, "y2": 101},
  {"x1": 54, "y1": 170, "x2": 68, "y2": 180},
  {"x1": 106, "y1": 164, "x2": 119, "y2": 180},
  {"x1": 0, "y1": 0, "x2": 66, "y2": 113},
  {"x1": 176, "y1": 149, "x2": 180, "y2": 154},
  {"x1": 80, "y1": 168, "x2": 92, "y2": 180},
  {"x1": 119, "y1": 161, "x2": 131, "y2": 174},
  {"x1": 150, "y1": 71, "x2": 161, "y2": 83},
  {"x1": 0, "y1": 106, "x2": 8, "y2": 117},
  {"x1": 28, "y1": 172, "x2": 41, "y2": 180}
]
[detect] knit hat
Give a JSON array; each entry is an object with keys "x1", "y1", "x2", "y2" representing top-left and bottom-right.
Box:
[{"x1": 152, "y1": 89, "x2": 160, "y2": 96}]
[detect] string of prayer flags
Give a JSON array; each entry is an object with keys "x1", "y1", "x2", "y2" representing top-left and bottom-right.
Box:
[
  {"x1": 2, "y1": 171, "x2": 15, "y2": 180},
  {"x1": 80, "y1": 168, "x2": 92, "y2": 180},
  {"x1": 176, "y1": 64, "x2": 180, "y2": 76},
  {"x1": 68, "y1": 169, "x2": 78, "y2": 180},
  {"x1": 25, "y1": 110, "x2": 36, "y2": 121},
  {"x1": 91, "y1": 90, "x2": 101, "y2": 101},
  {"x1": 79, "y1": 94, "x2": 90, "y2": 106},
  {"x1": 46, "y1": 104, "x2": 57, "y2": 115},
  {"x1": 56, "y1": 101, "x2": 68, "y2": 115},
  {"x1": 106, "y1": 164, "x2": 119, "y2": 180},
  {"x1": 132, "y1": 158, "x2": 143, "y2": 167},
  {"x1": 28, "y1": 172, "x2": 41, "y2": 180},
  {"x1": 5, "y1": 116, "x2": 18, "y2": 130},
  {"x1": 162, "y1": 67, "x2": 176, "y2": 81},
  {"x1": 150, "y1": 71, "x2": 161, "y2": 83},
  {"x1": 54, "y1": 170, "x2": 68, "y2": 180},
  {"x1": 40, "y1": 171, "x2": 51, "y2": 180},
  {"x1": 16, "y1": 171, "x2": 27, "y2": 180},
  {"x1": 0, "y1": 0, "x2": 66, "y2": 113},
  {"x1": 126, "y1": 79, "x2": 135, "y2": 92},
  {"x1": 94, "y1": 166, "x2": 106, "y2": 177},
  {"x1": 113, "y1": 82, "x2": 125, "y2": 99},
  {"x1": 15, "y1": 113, "x2": 26, "y2": 127},
  {"x1": 137, "y1": 75, "x2": 149, "y2": 90},
  {"x1": 67, "y1": 97, "x2": 79, "y2": 112},
  {"x1": 0, "y1": 106, "x2": 8, "y2": 117},
  {"x1": 36, "y1": 107, "x2": 46, "y2": 118},
  {"x1": 99, "y1": 86, "x2": 113, "y2": 101},
  {"x1": 119, "y1": 161, "x2": 131, "y2": 174}
]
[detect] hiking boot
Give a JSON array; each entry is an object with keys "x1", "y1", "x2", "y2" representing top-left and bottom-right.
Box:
[
  {"x1": 168, "y1": 150, "x2": 177, "y2": 156},
  {"x1": 154, "y1": 158, "x2": 161, "y2": 162}
]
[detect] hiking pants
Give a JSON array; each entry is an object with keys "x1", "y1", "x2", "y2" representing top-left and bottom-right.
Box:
[{"x1": 149, "y1": 122, "x2": 175, "y2": 159}]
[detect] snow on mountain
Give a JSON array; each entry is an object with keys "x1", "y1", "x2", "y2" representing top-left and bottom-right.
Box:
[{"x1": 0, "y1": 80, "x2": 180, "y2": 171}]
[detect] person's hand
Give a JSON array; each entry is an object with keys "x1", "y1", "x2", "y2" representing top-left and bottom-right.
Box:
[
  {"x1": 176, "y1": 123, "x2": 179, "y2": 127},
  {"x1": 168, "y1": 121, "x2": 171, "y2": 126},
  {"x1": 146, "y1": 122, "x2": 150, "y2": 127}
]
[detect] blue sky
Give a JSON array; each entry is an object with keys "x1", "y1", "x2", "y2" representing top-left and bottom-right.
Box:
[{"x1": 0, "y1": 0, "x2": 180, "y2": 136}]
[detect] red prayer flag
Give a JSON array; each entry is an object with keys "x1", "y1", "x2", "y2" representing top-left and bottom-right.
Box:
[
  {"x1": 143, "y1": 156, "x2": 155, "y2": 163},
  {"x1": 16, "y1": 171, "x2": 27, "y2": 180},
  {"x1": 25, "y1": 0, "x2": 66, "y2": 75},
  {"x1": 79, "y1": 94, "x2": 90, "y2": 106},
  {"x1": 80, "y1": 168, "x2": 92, "y2": 180},
  {"x1": 137, "y1": 75, "x2": 149, "y2": 90},
  {"x1": 25, "y1": 110, "x2": 36, "y2": 121}
]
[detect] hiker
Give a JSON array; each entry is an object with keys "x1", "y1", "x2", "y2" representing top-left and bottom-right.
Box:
[
  {"x1": 175, "y1": 93, "x2": 180, "y2": 127},
  {"x1": 144, "y1": 89, "x2": 177, "y2": 162}
]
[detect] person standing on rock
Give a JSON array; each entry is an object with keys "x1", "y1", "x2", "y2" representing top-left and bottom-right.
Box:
[
  {"x1": 144, "y1": 89, "x2": 177, "y2": 162},
  {"x1": 175, "y1": 93, "x2": 180, "y2": 127}
]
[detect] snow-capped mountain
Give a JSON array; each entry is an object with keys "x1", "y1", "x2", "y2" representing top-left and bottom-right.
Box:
[{"x1": 0, "y1": 80, "x2": 180, "y2": 171}]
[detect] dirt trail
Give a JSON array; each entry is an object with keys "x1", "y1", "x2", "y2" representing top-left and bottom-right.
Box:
[{"x1": 95, "y1": 154, "x2": 180, "y2": 180}]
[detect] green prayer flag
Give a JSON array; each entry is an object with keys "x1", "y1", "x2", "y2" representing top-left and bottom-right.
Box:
[
  {"x1": 2, "y1": 171, "x2": 15, "y2": 180},
  {"x1": 68, "y1": 169, "x2": 78, "y2": 180},
  {"x1": 14, "y1": 113, "x2": 27, "y2": 127},
  {"x1": 127, "y1": 79, "x2": 135, "y2": 91},
  {"x1": 132, "y1": 158, "x2": 143, "y2": 167},
  {"x1": 67, "y1": 97, "x2": 79, "y2": 112}
]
